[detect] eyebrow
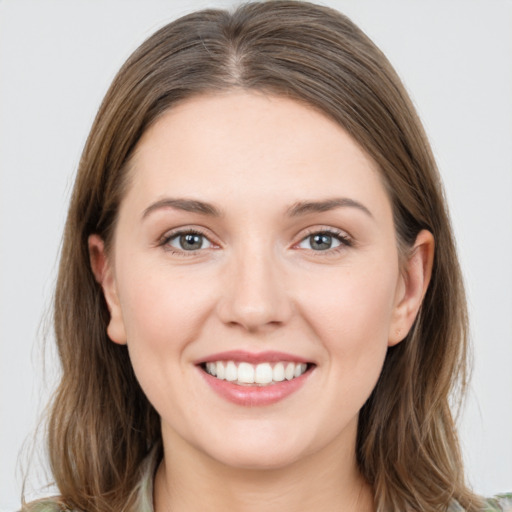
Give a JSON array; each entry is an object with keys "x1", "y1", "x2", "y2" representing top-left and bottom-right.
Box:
[
  {"x1": 286, "y1": 198, "x2": 373, "y2": 218},
  {"x1": 142, "y1": 198, "x2": 221, "y2": 219},
  {"x1": 141, "y1": 196, "x2": 373, "y2": 220}
]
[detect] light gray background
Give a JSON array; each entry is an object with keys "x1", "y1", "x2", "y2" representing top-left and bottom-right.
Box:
[{"x1": 1, "y1": 0, "x2": 511, "y2": 509}]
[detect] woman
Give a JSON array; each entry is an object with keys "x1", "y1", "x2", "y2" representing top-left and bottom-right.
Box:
[{"x1": 21, "y1": 1, "x2": 510, "y2": 511}]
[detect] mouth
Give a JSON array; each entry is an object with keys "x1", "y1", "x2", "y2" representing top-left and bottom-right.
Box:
[
  {"x1": 196, "y1": 351, "x2": 315, "y2": 406},
  {"x1": 199, "y1": 360, "x2": 312, "y2": 386}
]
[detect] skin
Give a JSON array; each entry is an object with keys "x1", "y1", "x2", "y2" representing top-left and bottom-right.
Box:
[{"x1": 89, "y1": 91, "x2": 434, "y2": 512}]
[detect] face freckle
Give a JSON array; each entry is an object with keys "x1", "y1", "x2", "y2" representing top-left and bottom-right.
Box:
[{"x1": 98, "y1": 90, "x2": 410, "y2": 471}]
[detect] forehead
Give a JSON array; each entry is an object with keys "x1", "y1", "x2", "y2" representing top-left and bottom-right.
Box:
[{"x1": 124, "y1": 91, "x2": 390, "y2": 217}]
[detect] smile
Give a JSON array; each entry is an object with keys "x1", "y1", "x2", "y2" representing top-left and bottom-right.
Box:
[
  {"x1": 203, "y1": 361, "x2": 309, "y2": 386},
  {"x1": 197, "y1": 351, "x2": 315, "y2": 406}
]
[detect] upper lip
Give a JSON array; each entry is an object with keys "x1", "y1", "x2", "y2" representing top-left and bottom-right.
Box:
[{"x1": 195, "y1": 350, "x2": 312, "y2": 365}]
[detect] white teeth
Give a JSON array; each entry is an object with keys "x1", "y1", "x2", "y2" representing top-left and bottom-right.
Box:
[
  {"x1": 294, "y1": 363, "x2": 307, "y2": 378},
  {"x1": 255, "y1": 363, "x2": 273, "y2": 384},
  {"x1": 216, "y1": 361, "x2": 225, "y2": 380},
  {"x1": 285, "y1": 362, "x2": 295, "y2": 380},
  {"x1": 206, "y1": 362, "x2": 216, "y2": 376},
  {"x1": 238, "y1": 362, "x2": 255, "y2": 384},
  {"x1": 225, "y1": 361, "x2": 237, "y2": 381},
  {"x1": 273, "y1": 362, "x2": 285, "y2": 382},
  {"x1": 204, "y1": 360, "x2": 309, "y2": 386}
]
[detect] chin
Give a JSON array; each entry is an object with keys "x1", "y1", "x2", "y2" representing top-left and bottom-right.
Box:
[
  {"x1": 196, "y1": 427, "x2": 313, "y2": 471},
  {"x1": 209, "y1": 445, "x2": 305, "y2": 471}
]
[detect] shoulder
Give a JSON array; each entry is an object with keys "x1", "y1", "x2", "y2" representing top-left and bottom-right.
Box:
[
  {"x1": 482, "y1": 493, "x2": 512, "y2": 511},
  {"x1": 449, "y1": 494, "x2": 512, "y2": 511},
  {"x1": 20, "y1": 498, "x2": 74, "y2": 512},
  {"x1": 20, "y1": 446, "x2": 159, "y2": 512}
]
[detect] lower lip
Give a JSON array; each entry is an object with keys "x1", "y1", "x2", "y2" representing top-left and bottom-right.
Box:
[{"x1": 198, "y1": 367, "x2": 312, "y2": 406}]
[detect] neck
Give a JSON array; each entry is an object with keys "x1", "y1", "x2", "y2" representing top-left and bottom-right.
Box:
[{"x1": 153, "y1": 426, "x2": 374, "y2": 512}]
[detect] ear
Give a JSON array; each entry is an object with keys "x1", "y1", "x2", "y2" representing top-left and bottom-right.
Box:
[
  {"x1": 388, "y1": 230, "x2": 435, "y2": 347},
  {"x1": 88, "y1": 234, "x2": 127, "y2": 345}
]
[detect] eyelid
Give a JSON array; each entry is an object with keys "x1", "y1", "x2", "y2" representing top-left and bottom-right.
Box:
[
  {"x1": 158, "y1": 226, "x2": 220, "y2": 254},
  {"x1": 156, "y1": 224, "x2": 353, "y2": 255},
  {"x1": 292, "y1": 226, "x2": 353, "y2": 251}
]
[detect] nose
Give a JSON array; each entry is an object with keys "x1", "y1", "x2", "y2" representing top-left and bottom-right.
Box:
[{"x1": 216, "y1": 246, "x2": 293, "y2": 333}]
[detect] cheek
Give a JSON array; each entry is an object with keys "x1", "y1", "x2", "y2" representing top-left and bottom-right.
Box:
[
  {"x1": 116, "y1": 258, "x2": 213, "y2": 347},
  {"x1": 114, "y1": 261, "x2": 215, "y2": 411},
  {"x1": 298, "y1": 256, "x2": 399, "y2": 360}
]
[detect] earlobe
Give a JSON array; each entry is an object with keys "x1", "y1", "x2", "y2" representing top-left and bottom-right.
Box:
[
  {"x1": 388, "y1": 230, "x2": 435, "y2": 346},
  {"x1": 88, "y1": 234, "x2": 127, "y2": 345}
]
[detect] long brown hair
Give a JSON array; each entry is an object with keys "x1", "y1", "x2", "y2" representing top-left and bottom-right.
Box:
[{"x1": 26, "y1": 1, "x2": 481, "y2": 510}]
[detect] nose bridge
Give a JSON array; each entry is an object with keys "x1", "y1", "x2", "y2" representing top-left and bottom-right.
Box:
[{"x1": 218, "y1": 239, "x2": 292, "y2": 331}]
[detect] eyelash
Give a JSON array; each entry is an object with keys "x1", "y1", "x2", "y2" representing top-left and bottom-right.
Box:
[
  {"x1": 159, "y1": 228, "x2": 214, "y2": 257},
  {"x1": 296, "y1": 228, "x2": 353, "y2": 254},
  {"x1": 158, "y1": 227, "x2": 353, "y2": 256}
]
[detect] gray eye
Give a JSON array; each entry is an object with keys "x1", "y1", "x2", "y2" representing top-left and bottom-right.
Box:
[
  {"x1": 169, "y1": 233, "x2": 212, "y2": 251},
  {"x1": 298, "y1": 233, "x2": 341, "y2": 251}
]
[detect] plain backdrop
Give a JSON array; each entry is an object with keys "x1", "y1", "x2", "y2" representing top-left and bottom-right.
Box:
[{"x1": 1, "y1": 0, "x2": 511, "y2": 509}]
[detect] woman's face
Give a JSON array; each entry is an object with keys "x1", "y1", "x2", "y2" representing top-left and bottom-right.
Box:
[{"x1": 92, "y1": 91, "x2": 429, "y2": 470}]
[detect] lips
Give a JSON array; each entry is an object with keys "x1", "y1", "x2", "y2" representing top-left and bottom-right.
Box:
[{"x1": 196, "y1": 351, "x2": 314, "y2": 406}]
